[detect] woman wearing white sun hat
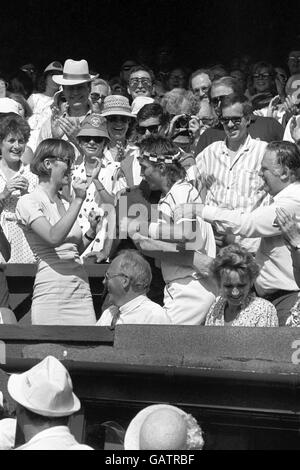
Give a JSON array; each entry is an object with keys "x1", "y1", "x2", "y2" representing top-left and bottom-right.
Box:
[{"x1": 101, "y1": 94, "x2": 141, "y2": 188}]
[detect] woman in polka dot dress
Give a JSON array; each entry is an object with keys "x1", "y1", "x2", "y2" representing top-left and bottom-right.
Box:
[
  {"x1": 0, "y1": 115, "x2": 38, "y2": 263},
  {"x1": 72, "y1": 114, "x2": 127, "y2": 262}
]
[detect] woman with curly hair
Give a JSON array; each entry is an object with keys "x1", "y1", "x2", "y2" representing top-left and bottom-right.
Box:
[
  {"x1": 205, "y1": 244, "x2": 278, "y2": 327},
  {"x1": 0, "y1": 114, "x2": 38, "y2": 262}
]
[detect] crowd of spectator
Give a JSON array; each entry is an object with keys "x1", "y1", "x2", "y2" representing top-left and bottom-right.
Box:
[{"x1": 1, "y1": 44, "x2": 300, "y2": 328}]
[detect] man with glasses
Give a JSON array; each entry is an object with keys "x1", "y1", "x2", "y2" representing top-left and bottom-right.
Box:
[
  {"x1": 195, "y1": 93, "x2": 269, "y2": 252},
  {"x1": 136, "y1": 102, "x2": 169, "y2": 139},
  {"x1": 195, "y1": 77, "x2": 284, "y2": 153},
  {"x1": 189, "y1": 69, "x2": 211, "y2": 102},
  {"x1": 127, "y1": 65, "x2": 155, "y2": 103},
  {"x1": 97, "y1": 249, "x2": 171, "y2": 327}
]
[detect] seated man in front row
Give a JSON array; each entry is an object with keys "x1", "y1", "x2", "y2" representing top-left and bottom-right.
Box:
[{"x1": 97, "y1": 249, "x2": 172, "y2": 327}]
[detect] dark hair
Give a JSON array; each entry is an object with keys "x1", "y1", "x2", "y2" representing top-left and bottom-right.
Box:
[
  {"x1": 212, "y1": 244, "x2": 260, "y2": 286},
  {"x1": 129, "y1": 65, "x2": 155, "y2": 84},
  {"x1": 8, "y1": 93, "x2": 33, "y2": 118},
  {"x1": 137, "y1": 102, "x2": 169, "y2": 127},
  {"x1": 0, "y1": 114, "x2": 30, "y2": 143},
  {"x1": 220, "y1": 93, "x2": 253, "y2": 117},
  {"x1": 7, "y1": 69, "x2": 34, "y2": 99},
  {"x1": 138, "y1": 135, "x2": 186, "y2": 186},
  {"x1": 267, "y1": 141, "x2": 300, "y2": 179},
  {"x1": 31, "y1": 138, "x2": 75, "y2": 177}
]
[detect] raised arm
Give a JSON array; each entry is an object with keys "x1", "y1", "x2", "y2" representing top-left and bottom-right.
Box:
[{"x1": 29, "y1": 178, "x2": 87, "y2": 247}]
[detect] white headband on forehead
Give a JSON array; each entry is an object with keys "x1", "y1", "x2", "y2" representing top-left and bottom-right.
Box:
[{"x1": 143, "y1": 150, "x2": 181, "y2": 164}]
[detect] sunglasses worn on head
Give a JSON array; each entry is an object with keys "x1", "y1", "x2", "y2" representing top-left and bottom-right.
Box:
[
  {"x1": 136, "y1": 124, "x2": 160, "y2": 135},
  {"x1": 252, "y1": 73, "x2": 270, "y2": 79},
  {"x1": 220, "y1": 116, "x2": 243, "y2": 125},
  {"x1": 129, "y1": 78, "x2": 152, "y2": 89}
]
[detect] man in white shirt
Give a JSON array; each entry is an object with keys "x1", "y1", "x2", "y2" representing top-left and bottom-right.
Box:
[
  {"x1": 7, "y1": 356, "x2": 93, "y2": 450},
  {"x1": 195, "y1": 93, "x2": 269, "y2": 252},
  {"x1": 97, "y1": 249, "x2": 171, "y2": 327},
  {"x1": 176, "y1": 141, "x2": 300, "y2": 325}
]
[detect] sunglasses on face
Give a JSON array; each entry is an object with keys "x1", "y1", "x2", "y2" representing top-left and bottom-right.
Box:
[
  {"x1": 136, "y1": 124, "x2": 160, "y2": 135},
  {"x1": 129, "y1": 78, "x2": 152, "y2": 89},
  {"x1": 219, "y1": 116, "x2": 243, "y2": 125},
  {"x1": 252, "y1": 73, "x2": 270, "y2": 79},
  {"x1": 90, "y1": 93, "x2": 106, "y2": 102},
  {"x1": 106, "y1": 115, "x2": 129, "y2": 123},
  {"x1": 47, "y1": 156, "x2": 73, "y2": 168},
  {"x1": 79, "y1": 136, "x2": 105, "y2": 144},
  {"x1": 199, "y1": 118, "x2": 215, "y2": 126}
]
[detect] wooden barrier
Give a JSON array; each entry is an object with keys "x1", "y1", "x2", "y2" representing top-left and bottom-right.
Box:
[{"x1": 0, "y1": 325, "x2": 300, "y2": 449}]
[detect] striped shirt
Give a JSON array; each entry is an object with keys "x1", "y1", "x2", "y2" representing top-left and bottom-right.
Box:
[{"x1": 195, "y1": 135, "x2": 269, "y2": 211}]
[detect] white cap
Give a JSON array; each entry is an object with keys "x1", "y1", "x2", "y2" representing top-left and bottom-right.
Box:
[
  {"x1": 131, "y1": 96, "x2": 154, "y2": 116},
  {"x1": 0, "y1": 98, "x2": 21, "y2": 115}
]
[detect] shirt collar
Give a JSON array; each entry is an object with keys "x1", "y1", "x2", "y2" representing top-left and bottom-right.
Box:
[
  {"x1": 119, "y1": 295, "x2": 147, "y2": 316},
  {"x1": 273, "y1": 181, "x2": 300, "y2": 201},
  {"x1": 223, "y1": 133, "x2": 252, "y2": 154}
]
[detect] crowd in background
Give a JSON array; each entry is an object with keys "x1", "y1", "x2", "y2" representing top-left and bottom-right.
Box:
[{"x1": 1, "y1": 42, "x2": 300, "y2": 328}]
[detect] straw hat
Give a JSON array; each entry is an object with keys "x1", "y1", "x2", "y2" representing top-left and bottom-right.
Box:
[
  {"x1": 7, "y1": 356, "x2": 81, "y2": 417},
  {"x1": 77, "y1": 113, "x2": 110, "y2": 139},
  {"x1": 101, "y1": 95, "x2": 134, "y2": 118},
  {"x1": 52, "y1": 59, "x2": 98, "y2": 86},
  {"x1": 124, "y1": 404, "x2": 197, "y2": 450}
]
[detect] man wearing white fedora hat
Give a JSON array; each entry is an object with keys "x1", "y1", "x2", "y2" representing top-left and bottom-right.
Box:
[
  {"x1": 37, "y1": 59, "x2": 96, "y2": 158},
  {"x1": 7, "y1": 356, "x2": 93, "y2": 450}
]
